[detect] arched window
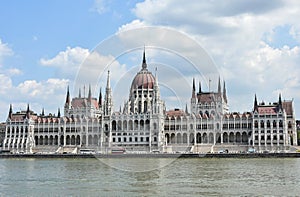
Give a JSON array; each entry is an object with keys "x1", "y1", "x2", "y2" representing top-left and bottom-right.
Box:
[
  {"x1": 260, "y1": 120, "x2": 264, "y2": 128},
  {"x1": 279, "y1": 120, "x2": 283, "y2": 127},
  {"x1": 267, "y1": 120, "x2": 271, "y2": 128},
  {"x1": 273, "y1": 120, "x2": 277, "y2": 128},
  {"x1": 153, "y1": 123, "x2": 157, "y2": 130},
  {"x1": 138, "y1": 101, "x2": 142, "y2": 113},
  {"x1": 129, "y1": 120, "x2": 133, "y2": 130},
  {"x1": 112, "y1": 120, "x2": 116, "y2": 131},
  {"x1": 144, "y1": 101, "x2": 147, "y2": 113},
  {"x1": 254, "y1": 121, "x2": 258, "y2": 128},
  {"x1": 118, "y1": 120, "x2": 122, "y2": 131},
  {"x1": 123, "y1": 120, "x2": 127, "y2": 130},
  {"x1": 140, "y1": 120, "x2": 144, "y2": 130},
  {"x1": 190, "y1": 124, "x2": 193, "y2": 130},
  {"x1": 205, "y1": 111, "x2": 209, "y2": 117},
  {"x1": 145, "y1": 119, "x2": 150, "y2": 130},
  {"x1": 288, "y1": 121, "x2": 292, "y2": 129},
  {"x1": 134, "y1": 120, "x2": 139, "y2": 130}
]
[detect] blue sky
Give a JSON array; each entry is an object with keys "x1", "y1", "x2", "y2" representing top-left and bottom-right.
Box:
[
  {"x1": 0, "y1": 0, "x2": 139, "y2": 82},
  {"x1": 1, "y1": 0, "x2": 300, "y2": 120}
]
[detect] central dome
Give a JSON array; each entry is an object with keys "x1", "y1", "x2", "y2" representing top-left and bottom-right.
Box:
[
  {"x1": 130, "y1": 50, "x2": 155, "y2": 91},
  {"x1": 131, "y1": 70, "x2": 155, "y2": 90}
]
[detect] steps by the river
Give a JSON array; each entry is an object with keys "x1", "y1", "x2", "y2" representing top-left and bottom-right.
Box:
[
  {"x1": 32, "y1": 146, "x2": 59, "y2": 154},
  {"x1": 192, "y1": 144, "x2": 213, "y2": 153},
  {"x1": 213, "y1": 144, "x2": 249, "y2": 153}
]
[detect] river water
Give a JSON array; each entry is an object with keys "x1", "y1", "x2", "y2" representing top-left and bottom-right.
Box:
[{"x1": 0, "y1": 157, "x2": 299, "y2": 196}]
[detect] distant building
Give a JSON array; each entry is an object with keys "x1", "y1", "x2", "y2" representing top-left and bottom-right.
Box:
[
  {"x1": 0, "y1": 123, "x2": 5, "y2": 148},
  {"x1": 1, "y1": 51, "x2": 297, "y2": 154}
]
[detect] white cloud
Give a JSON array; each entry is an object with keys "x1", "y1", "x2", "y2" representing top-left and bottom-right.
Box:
[
  {"x1": 91, "y1": 0, "x2": 109, "y2": 14},
  {"x1": 17, "y1": 78, "x2": 69, "y2": 99},
  {"x1": 40, "y1": 46, "x2": 89, "y2": 68},
  {"x1": 0, "y1": 39, "x2": 70, "y2": 120},
  {"x1": 6, "y1": 68, "x2": 22, "y2": 76},
  {"x1": 118, "y1": 19, "x2": 148, "y2": 32},
  {"x1": 32, "y1": 36, "x2": 38, "y2": 41},
  {"x1": 39, "y1": 46, "x2": 127, "y2": 99},
  {"x1": 0, "y1": 75, "x2": 69, "y2": 120},
  {"x1": 0, "y1": 39, "x2": 13, "y2": 65},
  {"x1": 74, "y1": 50, "x2": 128, "y2": 97},
  {"x1": 125, "y1": 0, "x2": 300, "y2": 114},
  {"x1": 40, "y1": 46, "x2": 90, "y2": 78},
  {"x1": 0, "y1": 74, "x2": 12, "y2": 94}
]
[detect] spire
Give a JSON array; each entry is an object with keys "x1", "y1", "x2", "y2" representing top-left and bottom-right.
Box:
[
  {"x1": 223, "y1": 81, "x2": 227, "y2": 103},
  {"x1": 104, "y1": 70, "x2": 113, "y2": 116},
  {"x1": 155, "y1": 67, "x2": 158, "y2": 87},
  {"x1": 57, "y1": 108, "x2": 61, "y2": 118},
  {"x1": 83, "y1": 85, "x2": 86, "y2": 98},
  {"x1": 198, "y1": 81, "x2": 202, "y2": 94},
  {"x1": 218, "y1": 76, "x2": 221, "y2": 94},
  {"x1": 278, "y1": 93, "x2": 282, "y2": 109},
  {"x1": 185, "y1": 103, "x2": 189, "y2": 114},
  {"x1": 106, "y1": 70, "x2": 110, "y2": 89},
  {"x1": 65, "y1": 85, "x2": 70, "y2": 104},
  {"x1": 98, "y1": 87, "x2": 102, "y2": 107},
  {"x1": 26, "y1": 103, "x2": 30, "y2": 119},
  {"x1": 8, "y1": 104, "x2": 13, "y2": 119},
  {"x1": 42, "y1": 108, "x2": 45, "y2": 116},
  {"x1": 142, "y1": 47, "x2": 147, "y2": 70},
  {"x1": 254, "y1": 94, "x2": 258, "y2": 111},
  {"x1": 78, "y1": 88, "x2": 81, "y2": 98},
  {"x1": 192, "y1": 78, "x2": 196, "y2": 98},
  {"x1": 88, "y1": 84, "x2": 92, "y2": 100}
]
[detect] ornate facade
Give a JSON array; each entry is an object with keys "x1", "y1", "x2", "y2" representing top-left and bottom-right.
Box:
[{"x1": 1, "y1": 51, "x2": 297, "y2": 154}]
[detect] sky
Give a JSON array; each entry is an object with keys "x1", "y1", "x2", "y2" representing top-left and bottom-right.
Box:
[{"x1": 1, "y1": 0, "x2": 300, "y2": 121}]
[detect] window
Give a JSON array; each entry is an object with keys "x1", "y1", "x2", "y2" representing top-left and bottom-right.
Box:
[
  {"x1": 279, "y1": 120, "x2": 283, "y2": 127},
  {"x1": 260, "y1": 120, "x2": 264, "y2": 128},
  {"x1": 254, "y1": 121, "x2": 258, "y2": 128},
  {"x1": 273, "y1": 120, "x2": 277, "y2": 128},
  {"x1": 279, "y1": 135, "x2": 283, "y2": 140},
  {"x1": 153, "y1": 123, "x2": 157, "y2": 130},
  {"x1": 288, "y1": 121, "x2": 292, "y2": 129},
  {"x1": 267, "y1": 120, "x2": 271, "y2": 128}
]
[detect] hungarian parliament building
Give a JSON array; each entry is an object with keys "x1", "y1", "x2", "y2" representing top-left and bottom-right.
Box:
[{"x1": 2, "y1": 51, "x2": 298, "y2": 154}]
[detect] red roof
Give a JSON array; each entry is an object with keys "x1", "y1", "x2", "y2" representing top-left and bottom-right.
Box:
[
  {"x1": 166, "y1": 109, "x2": 186, "y2": 117},
  {"x1": 282, "y1": 101, "x2": 293, "y2": 116},
  {"x1": 71, "y1": 98, "x2": 99, "y2": 109},
  {"x1": 131, "y1": 70, "x2": 155, "y2": 91},
  {"x1": 197, "y1": 92, "x2": 220, "y2": 103},
  {"x1": 258, "y1": 106, "x2": 277, "y2": 114}
]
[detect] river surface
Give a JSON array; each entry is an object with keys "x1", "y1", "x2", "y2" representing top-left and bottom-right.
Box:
[{"x1": 0, "y1": 157, "x2": 299, "y2": 196}]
